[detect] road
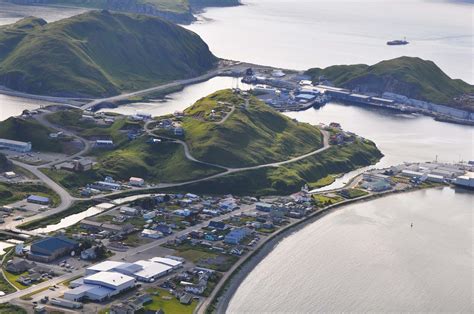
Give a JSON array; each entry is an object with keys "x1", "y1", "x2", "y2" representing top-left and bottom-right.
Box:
[{"x1": 80, "y1": 68, "x2": 227, "y2": 111}]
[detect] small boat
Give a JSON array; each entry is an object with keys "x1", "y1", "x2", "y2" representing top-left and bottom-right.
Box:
[{"x1": 387, "y1": 38, "x2": 409, "y2": 46}]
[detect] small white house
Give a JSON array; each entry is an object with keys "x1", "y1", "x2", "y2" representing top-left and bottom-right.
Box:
[{"x1": 129, "y1": 177, "x2": 145, "y2": 187}]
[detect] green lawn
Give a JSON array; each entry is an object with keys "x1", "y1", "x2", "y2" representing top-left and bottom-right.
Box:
[
  {"x1": 0, "y1": 303, "x2": 26, "y2": 314},
  {"x1": 175, "y1": 249, "x2": 218, "y2": 264},
  {"x1": 309, "y1": 175, "x2": 336, "y2": 189},
  {"x1": 313, "y1": 194, "x2": 345, "y2": 206},
  {"x1": 0, "y1": 182, "x2": 60, "y2": 207},
  {"x1": 3, "y1": 271, "x2": 29, "y2": 290},
  {"x1": 340, "y1": 188, "x2": 369, "y2": 199},
  {"x1": 145, "y1": 288, "x2": 197, "y2": 314}
]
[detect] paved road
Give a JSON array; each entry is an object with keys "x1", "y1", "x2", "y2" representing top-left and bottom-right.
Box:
[{"x1": 81, "y1": 68, "x2": 227, "y2": 111}]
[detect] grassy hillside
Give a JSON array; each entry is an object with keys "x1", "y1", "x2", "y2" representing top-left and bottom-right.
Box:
[
  {"x1": 177, "y1": 90, "x2": 324, "y2": 168},
  {"x1": 0, "y1": 11, "x2": 217, "y2": 97},
  {"x1": 0, "y1": 182, "x2": 60, "y2": 206},
  {"x1": 8, "y1": 0, "x2": 240, "y2": 24},
  {"x1": 306, "y1": 57, "x2": 474, "y2": 111},
  {"x1": 171, "y1": 139, "x2": 382, "y2": 195},
  {"x1": 0, "y1": 117, "x2": 74, "y2": 153}
]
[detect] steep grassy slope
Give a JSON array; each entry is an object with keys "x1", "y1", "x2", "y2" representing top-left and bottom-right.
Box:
[
  {"x1": 8, "y1": 0, "x2": 240, "y2": 24},
  {"x1": 0, "y1": 11, "x2": 217, "y2": 97},
  {"x1": 179, "y1": 90, "x2": 324, "y2": 168},
  {"x1": 0, "y1": 117, "x2": 73, "y2": 153},
  {"x1": 306, "y1": 57, "x2": 474, "y2": 111},
  {"x1": 170, "y1": 139, "x2": 382, "y2": 195}
]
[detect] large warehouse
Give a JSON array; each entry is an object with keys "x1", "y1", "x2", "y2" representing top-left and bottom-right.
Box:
[{"x1": 64, "y1": 271, "x2": 136, "y2": 302}]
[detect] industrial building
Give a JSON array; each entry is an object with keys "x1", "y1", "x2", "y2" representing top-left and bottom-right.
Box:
[
  {"x1": 453, "y1": 172, "x2": 474, "y2": 189},
  {"x1": 0, "y1": 138, "x2": 32, "y2": 152},
  {"x1": 64, "y1": 271, "x2": 136, "y2": 302},
  {"x1": 27, "y1": 195, "x2": 50, "y2": 205},
  {"x1": 84, "y1": 257, "x2": 182, "y2": 283},
  {"x1": 28, "y1": 236, "x2": 77, "y2": 263}
]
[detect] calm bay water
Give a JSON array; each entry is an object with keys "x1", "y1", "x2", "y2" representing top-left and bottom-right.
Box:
[
  {"x1": 227, "y1": 187, "x2": 473, "y2": 313},
  {"x1": 187, "y1": 0, "x2": 474, "y2": 83}
]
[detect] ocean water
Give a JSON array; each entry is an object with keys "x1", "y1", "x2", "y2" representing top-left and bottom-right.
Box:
[
  {"x1": 186, "y1": 0, "x2": 474, "y2": 83},
  {"x1": 227, "y1": 187, "x2": 474, "y2": 312}
]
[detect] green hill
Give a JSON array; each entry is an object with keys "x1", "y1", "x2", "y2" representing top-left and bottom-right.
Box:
[
  {"x1": 8, "y1": 0, "x2": 240, "y2": 24},
  {"x1": 306, "y1": 57, "x2": 474, "y2": 111},
  {"x1": 0, "y1": 11, "x2": 217, "y2": 97},
  {"x1": 0, "y1": 117, "x2": 77, "y2": 153},
  {"x1": 166, "y1": 90, "x2": 324, "y2": 168}
]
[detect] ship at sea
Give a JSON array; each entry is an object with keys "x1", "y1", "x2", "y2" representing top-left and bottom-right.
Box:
[{"x1": 387, "y1": 38, "x2": 409, "y2": 45}]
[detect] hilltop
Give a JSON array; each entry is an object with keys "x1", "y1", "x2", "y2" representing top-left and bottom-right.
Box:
[
  {"x1": 176, "y1": 90, "x2": 324, "y2": 167},
  {"x1": 7, "y1": 0, "x2": 241, "y2": 24},
  {"x1": 306, "y1": 57, "x2": 474, "y2": 111},
  {"x1": 0, "y1": 11, "x2": 217, "y2": 97}
]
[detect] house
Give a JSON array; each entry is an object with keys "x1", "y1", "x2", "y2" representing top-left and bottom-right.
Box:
[
  {"x1": 208, "y1": 221, "x2": 227, "y2": 231},
  {"x1": 256, "y1": 202, "x2": 273, "y2": 212},
  {"x1": 224, "y1": 228, "x2": 252, "y2": 245},
  {"x1": 129, "y1": 177, "x2": 145, "y2": 187},
  {"x1": 95, "y1": 140, "x2": 114, "y2": 148},
  {"x1": 120, "y1": 206, "x2": 139, "y2": 216},
  {"x1": 28, "y1": 236, "x2": 78, "y2": 263},
  {"x1": 27, "y1": 195, "x2": 50, "y2": 205},
  {"x1": 185, "y1": 284, "x2": 205, "y2": 295},
  {"x1": 155, "y1": 225, "x2": 172, "y2": 235},
  {"x1": 230, "y1": 246, "x2": 245, "y2": 256},
  {"x1": 4, "y1": 171, "x2": 17, "y2": 179},
  {"x1": 6, "y1": 259, "x2": 36, "y2": 274},
  {"x1": 174, "y1": 127, "x2": 184, "y2": 136},
  {"x1": 141, "y1": 229, "x2": 163, "y2": 239},
  {"x1": 81, "y1": 247, "x2": 97, "y2": 261},
  {"x1": 179, "y1": 293, "x2": 193, "y2": 305},
  {"x1": 74, "y1": 159, "x2": 93, "y2": 172},
  {"x1": 143, "y1": 211, "x2": 156, "y2": 220}
]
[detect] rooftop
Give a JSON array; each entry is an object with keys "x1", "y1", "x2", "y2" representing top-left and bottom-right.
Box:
[
  {"x1": 87, "y1": 261, "x2": 125, "y2": 273},
  {"x1": 85, "y1": 271, "x2": 135, "y2": 288}
]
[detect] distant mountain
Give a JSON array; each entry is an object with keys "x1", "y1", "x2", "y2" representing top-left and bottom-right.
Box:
[
  {"x1": 0, "y1": 11, "x2": 217, "y2": 97},
  {"x1": 7, "y1": 0, "x2": 241, "y2": 24},
  {"x1": 306, "y1": 57, "x2": 474, "y2": 112}
]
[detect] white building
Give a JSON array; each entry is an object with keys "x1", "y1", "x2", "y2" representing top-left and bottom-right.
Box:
[
  {"x1": 129, "y1": 177, "x2": 145, "y2": 187},
  {"x1": 64, "y1": 271, "x2": 135, "y2": 302},
  {"x1": 0, "y1": 138, "x2": 32, "y2": 152},
  {"x1": 85, "y1": 261, "x2": 124, "y2": 276},
  {"x1": 141, "y1": 229, "x2": 162, "y2": 239},
  {"x1": 149, "y1": 257, "x2": 184, "y2": 270},
  {"x1": 120, "y1": 206, "x2": 138, "y2": 216},
  {"x1": 133, "y1": 260, "x2": 172, "y2": 282}
]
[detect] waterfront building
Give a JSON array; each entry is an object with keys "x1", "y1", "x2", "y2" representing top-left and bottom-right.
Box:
[{"x1": 0, "y1": 138, "x2": 32, "y2": 152}]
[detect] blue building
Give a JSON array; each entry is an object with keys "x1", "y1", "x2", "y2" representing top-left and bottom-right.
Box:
[
  {"x1": 27, "y1": 195, "x2": 50, "y2": 205},
  {"x1": 28, "y1": 236, "x2": 78, "y2": 263},
  {"x1": 224, "y1": 228, "x2": 252, "y2": 245}
]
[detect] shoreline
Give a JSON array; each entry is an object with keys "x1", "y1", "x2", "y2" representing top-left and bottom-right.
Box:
[{"x1": 200, "y1": 185, "x2": 445, "y2": 314}]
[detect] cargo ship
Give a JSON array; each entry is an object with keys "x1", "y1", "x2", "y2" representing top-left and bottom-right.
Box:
[{"x1": 387, "y1": 38, "x2": 409, "y2": 46}]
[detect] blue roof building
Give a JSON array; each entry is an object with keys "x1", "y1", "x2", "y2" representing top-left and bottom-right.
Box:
[
  {"x1": 27, "y1": 195, "x2": 50, "y2": 205},
  {"x1": 28, "y1": 236, "x2": 78, "y2": 263}
]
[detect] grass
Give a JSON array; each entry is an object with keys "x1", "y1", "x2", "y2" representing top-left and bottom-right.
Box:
[
  {"x1": 306, "y1": 56, "x2": 474, "y2": 110},
  {"x1": 339, "y1": 188, "x2": 369, "y2": 199},
  {"x1": 0, "y1": 182, "x2": 60, "y2": 207},
  {"x1": 174, "y1": 138, "x2": 383, "y2": 196},
  {"x1": 0, "y1": 11, "x2": 217, "y2": 97},
  {"x1": 0, "y1": 117, "x2": 71, "y2": 153},
  {"x1": 313, "y1": 194, "x2": 345, "y2": 206},
  {"x1": 145, "y1": 288, "x2": 197, "y2": 314},
  {"x1": 179, "y1": 90, "x2": 324, "y2": 168},
  {"x1": 17, "y1": 200, "x2": 99, "y2": 231},
  {"x1": 3, "y1": 271, "x2": 29, "y2": 290},
  {"x1": 175, "y1": 249, "x2": 218, "y2": 264},
  {"x1": 0, "y1": 272, "x2": 16, "y2": 295},
  {"x1": 309, "y1": 175, "x2": 336, "y2": 189},
  {"x1": 0, "y1": 303, "x2": 27, "y2": 314}
]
